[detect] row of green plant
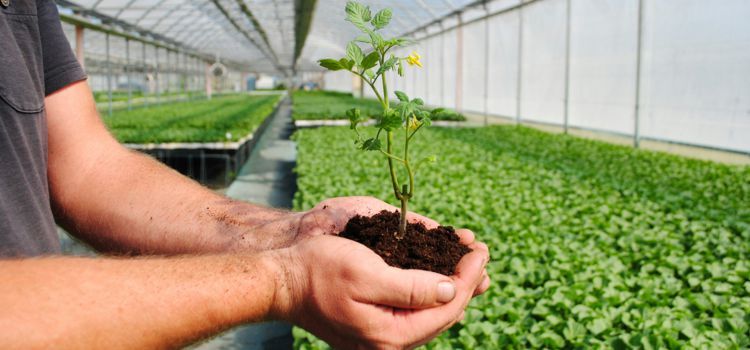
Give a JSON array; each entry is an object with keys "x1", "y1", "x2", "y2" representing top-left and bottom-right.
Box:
[
  {"x1": 292, "y1": 90, "x2": 466, "y2": 122},
  {"x1": 292, "y1": 125, "x2": 749, "y2": 349},
  {"x1": 104, "y1": 94, "x2": 280, "y2": 144}
]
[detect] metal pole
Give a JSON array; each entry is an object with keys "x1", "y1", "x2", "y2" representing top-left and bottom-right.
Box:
[
  {"x1": 106, "y1": 32, "x2": 113, "y2": 117},
  {"x1": 142, "y1": 41, "x2": 149, "y2": 108},
  {"x1": 483, "y1": 4, "x2": 490, "y2": 126},
  {"x1": 440, "y1": 21, "x2": 445, "y2": 107},
  {"x1": 75, "y1": 25, "x2": 85, "y2": 70},
  {"x1": 126, "y1": 38, "x2": 132, "y2": 111},
  {"x1": 155, "y1": 46, "x2": 161, "y2": 105},
  {"x1": 455, "y1": 13, "x2": 463, "y2": 112},
  {"x1": 515, "y1": 3, "x2": 524, "y2": 125},
  {"x1": 563, "y1": 0, "x2": 571, "y2": 134},
  {"x1": 634, "y1": 0, "x2": 644, "y2": 148},
  {"x1": 166, "y1": 49, "x2": 171, "y2": 103}
]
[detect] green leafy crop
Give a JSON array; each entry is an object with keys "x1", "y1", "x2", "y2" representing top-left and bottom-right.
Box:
[
  {"x1": 318, "y1": 1, "x2": 446, "y2": 238},
  {"x1": 292, "y1": 125, "x2": 750, "y2": 349}
]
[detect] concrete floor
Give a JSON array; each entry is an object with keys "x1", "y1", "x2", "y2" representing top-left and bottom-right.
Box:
[
  {"x1": 462, "y1": 112, "x2": 750, "y2": 166},
  {"x1": 192, "y1": 98, "x2": 297, "y2": 350}
]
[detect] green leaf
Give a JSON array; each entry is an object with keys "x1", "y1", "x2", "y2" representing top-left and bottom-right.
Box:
[
  {"x1": 318, "y1": 59, "x2": 343, "y2": 71},
  {"x1": 377, "y1": 111, "x2": 402, "y2": 131},
  {"x1": 346, "y1": 108, "x2": 365, "y2": 129},
  {"x1": 339, "y1": 58, "x2": 355, "y2": 71},
  {"x1": 412, "y1": 98, "x2": 424, "y2": 106},
  {"x1": 345, "y1": 1, "x2": 371, "y2": 31},
  {"x1": 395, "y1": 91, "x2": 410, "y2": 103},
  {"x1": 361, "y1": 51, "x2": 380, "y2": 70},
  {"x1": 371, "y1": 8, "x2": 392, "y2": 30},
  {"x1": 364, "y1": 69, "x2": 375, "y2": 80},
  {"x1": 346, "y1": 42, "x2": 364, "y2": 66},
  {"x1": 376, "y1": 56, "x2": 398, "y2": 75},
  {"x1": 360, "y1": 138, "x2": 381, "y2": 151},
  {"x1": 368, "y1": 31, "x2": 385, "y2": 49},
  {"x1": 354, "y1": 35, "x2": 371, "y2": 44},
  {"x1": 397, "y1": 59, "x2": 404, "y2": 76}
]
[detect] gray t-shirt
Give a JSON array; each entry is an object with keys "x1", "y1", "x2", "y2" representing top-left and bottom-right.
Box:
[{"x1": 0, "y1": 0, "x2": 86, "y2": 257}]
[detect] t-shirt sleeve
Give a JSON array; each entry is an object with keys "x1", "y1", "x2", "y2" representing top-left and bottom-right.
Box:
[{"x1": 37, "y1": 0, "x2": 87, "y2": 96}]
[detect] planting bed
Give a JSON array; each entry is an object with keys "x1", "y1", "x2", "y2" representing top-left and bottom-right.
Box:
[
  {"x1": 292, "y1": 126, "x2": 749, "y2": 349},
  {"x1": 292, "y1": 90, "x2": 466, "y2": 122},
  {"x1": 103, "y1": 94, "x2": 283, "y2": 187},
  {"x1": 104, "y1": 94, "x2": 281, "y2": 144}
]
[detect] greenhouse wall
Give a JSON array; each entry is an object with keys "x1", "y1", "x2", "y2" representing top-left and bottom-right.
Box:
[{"x1": 324, "y1": 0, "x2": 750, "y2": 154}]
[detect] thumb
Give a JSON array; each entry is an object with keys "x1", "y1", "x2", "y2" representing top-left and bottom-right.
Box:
[{"x1": 357, "y1": 266, "x2": 456, "y2": 309}]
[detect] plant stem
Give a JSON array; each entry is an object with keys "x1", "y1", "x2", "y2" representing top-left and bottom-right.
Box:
[{"x1": 397, "y1": 188, "x2": 408, "y2": 240}]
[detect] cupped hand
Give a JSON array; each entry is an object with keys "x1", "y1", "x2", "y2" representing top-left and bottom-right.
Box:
[
  {"x1": 270, "y1": 235, "x2": 490, "y2": 350},
  {"x1": 297, "y1": 196, "x2": 491, "y2": 296}
]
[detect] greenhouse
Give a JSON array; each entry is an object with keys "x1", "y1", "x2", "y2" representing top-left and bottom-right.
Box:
[{"x1": 0, "y1": 0, "x2": 748, "y2": 349}]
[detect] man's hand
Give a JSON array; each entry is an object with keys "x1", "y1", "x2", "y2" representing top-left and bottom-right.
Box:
[
  {"x1": 294, "y1": 196, "x2": 491, "y2": 295},
  {"x1": 270, "y1": 235, "x2": 490, "y2": 350}
]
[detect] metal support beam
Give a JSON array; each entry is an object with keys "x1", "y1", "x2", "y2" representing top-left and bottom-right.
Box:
[
  {"x1": 455, "y1": 13, "x2": 463, "y2": 112},
  {"x1": 515, "y1": 4, "x2": 524, "y2": 124},
  {"x1": 75, "y1": 25, "x2": 85, "y2": 69},
  {"x1": 563, "y1": 0, "x2": 571, "y2": 133},
  {"x1": 106, "y1": 32, "x2": 113, "y2": 117},
  {"x1": 126, "y1": 38, "x2": 132, "y2": 111},
  {"x1": 634, "y1": 0, "x2": 644, "y2": 148},
  {"x1": 142, "y1": 41, "x2": 149, "y2": 108},
  {"x1": 156, "y1": 46, "x2": 161, "y2": 105},
  {"x1": 483, "y1": 4, "x2": 490, "y2": 126}
]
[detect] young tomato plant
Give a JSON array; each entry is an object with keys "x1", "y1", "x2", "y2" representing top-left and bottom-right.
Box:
[{"x1": 318, "y1": 1, "x2": 446, "y2": 238}]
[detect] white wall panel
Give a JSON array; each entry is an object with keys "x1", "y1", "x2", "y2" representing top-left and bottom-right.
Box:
[
  {"x1": 640, "y1": 0, "x2": 750, "y2": 152},
  {"x1": 442, "y1": 29, "x2": 458, "y2": 110},
  {"x1": 520, "y1": 0, "x2": 566, "y2": 124},
  {"x1": 423, "y1": 36, "x2": 443, "y2": 106},
  {"x1": 487, "y1": 11, "x2": 520, "y2": 118},
  {"x1": 462, "y1": 21, "x2": 487, "y2": 114},
  {"x1": 569, "y1": 0, "x2": 638, "y2": 135},
  {"x1": 323, "y1": 71, "x2": 353, "y2": 93}
]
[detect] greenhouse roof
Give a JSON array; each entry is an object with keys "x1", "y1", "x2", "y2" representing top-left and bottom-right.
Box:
[{"x1": 58, "y1": 0, "x2": 481, "y2": 75}]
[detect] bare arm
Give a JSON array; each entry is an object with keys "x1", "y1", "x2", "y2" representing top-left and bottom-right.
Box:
[
  {"x1": 0, "y1": 234, "x2": 489, "y2": 349},
  {"x1": 46, "y1": 81, "x2": 298, "y2": 255},
  {"x1": 0, "y1": 252, "x2": 281, "y2": 349}
]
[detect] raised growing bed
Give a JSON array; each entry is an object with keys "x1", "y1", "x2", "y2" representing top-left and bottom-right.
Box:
[
  {"x1": 104, "y1": 93, "x2": 284, "y2": 187},
  {"x1": 292, "y1": 125, "x2": 750, "y2": 349},
  {"x1": 292, "y1": 90, "x2": 466, "y2": 128}
]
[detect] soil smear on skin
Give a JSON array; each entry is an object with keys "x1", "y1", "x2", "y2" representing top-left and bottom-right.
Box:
[{"x1": 339, "y1": 210, "x2": 471, "y2": 276}]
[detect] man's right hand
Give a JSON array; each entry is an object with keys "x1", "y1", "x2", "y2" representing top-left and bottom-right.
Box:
[{"x1": 268, "y1": 235, "x2": 489, "y2": 350}]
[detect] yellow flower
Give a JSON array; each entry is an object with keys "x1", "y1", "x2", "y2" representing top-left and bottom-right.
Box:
[{"x1": 406, "y1": 51, "x2": 422, "y2": 68}]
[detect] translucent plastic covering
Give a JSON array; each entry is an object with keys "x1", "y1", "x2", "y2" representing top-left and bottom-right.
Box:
[{"x1": 344, "y1": 0, "x2": 750, "y2": 153}]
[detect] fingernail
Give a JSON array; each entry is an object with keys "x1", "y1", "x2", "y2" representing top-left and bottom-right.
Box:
[{"x1": 437, "y1": 281, "x2": 456, "y2": 303}]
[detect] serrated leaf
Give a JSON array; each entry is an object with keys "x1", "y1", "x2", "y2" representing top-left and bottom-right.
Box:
[
  {"x1": 318, "y1": 58, "x2": 343, "y2": 71},
  {"x1": 354, "y1": 35, "x2": 371, "y2": 44},
  {"x1": 395, "y1": 91, "x2": 409, "y2": 103},
  {"x1": 364, "y1": 69, "x2": 375, "y2": 80},
  {"x1": 361, "y1": 51, "x2": 380, "y2": 70},
  {"x1": 360, "y1": 138, "x2": 381, "y2": 151},
  {"x1": 368, "y1": 31, "x2": 385, "y2": 49},
  {"x1": 339, "y1": 58, "x2": 355, "y2": 71},
  {"x1": 345, "y1": 1, "x2": 371, "y2": 31},
  {"x1": 376, "y1": 56, "x2": 398, "y2": 75},
  {"x1": 346, "y1": 42, "x2": 364, "y2": 66},
  {"x1": 371, "y1": 8, "x2": 392, "y2": 30},
  {"x1": 376, "y1": 111, "x2": 402, "y2": 131}
]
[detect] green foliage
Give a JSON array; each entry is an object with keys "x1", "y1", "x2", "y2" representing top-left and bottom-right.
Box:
[
  {"x1": 291, "y1": 91, "x2": 465, "y2": 122},
  {"x1": 292, "y1": 125, "x2": 750, "y2": 349},
  {"x1": 104, "y1": 94, "x2": 280, "y2": 143}
]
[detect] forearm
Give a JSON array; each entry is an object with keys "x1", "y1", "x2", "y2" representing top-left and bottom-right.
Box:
[
  {"x1": 46, "y1": 82, "x2": 299, "y2": 255},
  {"x1": 53, "y1": 147, "x2": 297, "y2": 254},
  {"x1": 0, "y1": 252, "x2": 283, "y2": 349}
]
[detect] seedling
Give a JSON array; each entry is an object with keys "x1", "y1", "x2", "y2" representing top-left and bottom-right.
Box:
[{"x1": 319, "y1": 1, "x2": 448, "y2": 239}]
